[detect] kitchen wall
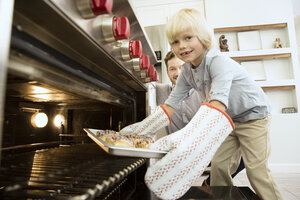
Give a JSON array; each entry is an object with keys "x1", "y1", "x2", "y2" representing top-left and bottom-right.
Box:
[
  {"x1": 131, "y1": 0, "x2": 300, "y2": 172},
  {"x1": 294, "y1": 0, "x2": 300, "y2": 70},
  {"x1": 144, "y1": 25, "x2": 169, "y2": 84},
  {"x1": 296, "y1": 19, "x2": 300, "y2": 68}
]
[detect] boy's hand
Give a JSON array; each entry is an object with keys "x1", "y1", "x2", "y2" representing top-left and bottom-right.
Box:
[
  {"x1": 119, "y1": 105, "x2": 171, "y2": 137},
  {"x1": 145, "y1": 103, "x2": 235, "y2": 200}
]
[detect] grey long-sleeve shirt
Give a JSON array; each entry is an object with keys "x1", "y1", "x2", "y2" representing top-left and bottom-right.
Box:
[
  {"x1": 155, "y1": 83, "x2": 202, "y2": 134},
  {"x1": 165, "y1": 48, "x2": 271, "y2": 122}
]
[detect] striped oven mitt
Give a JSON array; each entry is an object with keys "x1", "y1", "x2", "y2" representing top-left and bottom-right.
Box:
[
  {"x1": 145, "y1": 103, "x2": 235, "y2": 200},
  {"x1": 120, "y1": 105, "x2": 171, "y2": 137}
]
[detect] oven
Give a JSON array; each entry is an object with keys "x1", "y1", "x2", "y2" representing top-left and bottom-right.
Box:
[
  {"x1": 0, "y1": 0, "x2": 157, "y2": 199},
  {"x1": 0, "y1": 1, "x2": 262, "y2": 199}
]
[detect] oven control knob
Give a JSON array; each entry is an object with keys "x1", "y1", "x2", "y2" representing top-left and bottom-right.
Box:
[
  {"x1": 139, "y1": 55, "x2": 150, "y2": 70},
  {"x1": 76, "y1": 0, "x2": 113, "y2": 19},
  {"x1": 121, "y1": 40, "x2": 142, "y2": 60},
  {"x1": 102, "y1": 16, "x2": 130, "y2": 42},
  {"x1": 143, "y1": 65, "x2": 156, "y2": 83},
  {"x1": 139, "y1": 55, "x2": 150, "y2": 78},
  {"x1": 132, "y1": 55, "x2": 149, "y2": 72},
  {"x1": 151, "y1": 70, "x2": 158, "y2": 82},
  {"x1": 147, "y1": 64, "x2": 155, "y2": 78}
]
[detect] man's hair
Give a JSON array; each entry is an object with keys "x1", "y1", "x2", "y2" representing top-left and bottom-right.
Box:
[
  {"x1": 166, "y1": 8, "x2": 215, "y2": 49},
  {"x1": 164, "y1": 51, "x2": 176, "y2": 69}
]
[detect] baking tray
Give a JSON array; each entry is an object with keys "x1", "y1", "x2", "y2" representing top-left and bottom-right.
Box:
[{"x1": 84, "y1": 128, "x2": 167, "y2": 158}]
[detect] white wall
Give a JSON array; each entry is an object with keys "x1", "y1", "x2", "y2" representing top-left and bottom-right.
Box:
[
  {"x1": 206, "y1": 0, "x2": 293, "y2": 27},
  {"x1": 293, "y1": 0, "x2": 300, "y2": 73},
  {"x1": 292, "y1": 0, "x2": 300, "y2": 17},
  {"x1": 144, "y1": 25, "x2": 170, "y2": 84},
  {"x1": 296, "y1": 19, "x2": 300, "y2": 74},
  {"x1": 130, "y1": 0, "x2": 205, "y2": 27}
]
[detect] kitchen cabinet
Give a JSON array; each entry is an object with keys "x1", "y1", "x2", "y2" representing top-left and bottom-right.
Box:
[{"x1": 214, "y1": 23, "x2": 299, "y2": 114}]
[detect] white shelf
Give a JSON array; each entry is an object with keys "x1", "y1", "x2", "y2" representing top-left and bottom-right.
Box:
[
  {"x1": 214, "y1": 22, "x2": 298, "y2": 114},
  {"x1": 222, "y1": 48, "x2": 291, "y2": 59},
  {"x1": 256, "y1": 79, "x2": 296, "y2": 88},
  {"x1": 214, "y1": 23, "x2": 287, "y2": 33}
]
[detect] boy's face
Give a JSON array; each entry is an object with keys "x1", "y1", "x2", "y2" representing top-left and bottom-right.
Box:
[
  {"x1": 167, "y1": 56, "x2": 183, "y2": 85},
  {"x1": 170, "y1": 28, "x2": 206, "y2": 67}
]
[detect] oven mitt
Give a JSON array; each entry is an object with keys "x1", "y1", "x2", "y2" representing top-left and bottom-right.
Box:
[
  {"x1": 145, "y1": 103, "x2": 235, "y2": 200},
  {"x1": 119, "y1": 105, "x2": 171, "y2": 137}
]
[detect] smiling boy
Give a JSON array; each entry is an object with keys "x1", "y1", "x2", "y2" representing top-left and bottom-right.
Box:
[{"x1": 120, "y1": 8, "x2": 282, "y2": 200}]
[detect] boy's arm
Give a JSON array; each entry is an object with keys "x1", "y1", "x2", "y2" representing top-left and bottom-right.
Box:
[
  {"x1": 209, "y1": 100, "x2": 226, "y2": 112},
  {"x1": 161, "y1": 104, "x2": 175, "y2": 117},
  {"x1": 163, "y1": 100, "x2": 224, "y2": 116}
]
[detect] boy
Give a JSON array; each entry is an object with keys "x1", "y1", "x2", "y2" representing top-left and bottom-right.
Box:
[
  {"x1": 159, "y1": 51, "x2": 245, "y2": 188},
  {"x1": 121, "y1": 8, "x2": 282, "y2": 200}
]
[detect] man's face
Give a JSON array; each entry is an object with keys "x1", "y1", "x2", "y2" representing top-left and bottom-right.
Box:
[{"x1": 167, "y1": 56, "x2": 184, "y2": 85}]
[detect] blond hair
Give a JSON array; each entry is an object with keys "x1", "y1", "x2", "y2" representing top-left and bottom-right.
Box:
[{"x1": 166, "y1": 8, "x2": 215, "y2": 49}]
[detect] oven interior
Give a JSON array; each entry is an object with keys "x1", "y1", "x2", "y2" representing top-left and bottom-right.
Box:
[{"x1": 1, "y1": 34, "x2": 147, "y2": 200}]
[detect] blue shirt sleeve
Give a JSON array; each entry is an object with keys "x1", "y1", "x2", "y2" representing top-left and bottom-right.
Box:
[{"x1": 208, "y1": 56, "x2": 234, "y2": 108}]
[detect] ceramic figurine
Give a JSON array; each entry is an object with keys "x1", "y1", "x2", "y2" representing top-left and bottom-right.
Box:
[
  {"x1": 219, "y1": 34, "x2": 229, "y2": 52},
  {"x1": 273, "y1": 38, "x2": 283, "y2": 48}
]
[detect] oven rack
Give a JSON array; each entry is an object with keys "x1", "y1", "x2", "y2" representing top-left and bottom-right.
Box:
[{"x1": 0, "y1": 144, "x2": 146, "y2": 199}]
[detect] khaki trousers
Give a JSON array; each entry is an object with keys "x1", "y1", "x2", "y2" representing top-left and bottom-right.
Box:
[{"x1": 210, "y1": 116, "x2": 282, "y2": 200}]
